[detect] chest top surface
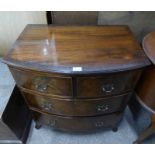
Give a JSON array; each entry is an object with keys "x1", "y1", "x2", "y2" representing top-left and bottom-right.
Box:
[{"x1": 3, "y1": 25, "x2": 150, "y2": 74}]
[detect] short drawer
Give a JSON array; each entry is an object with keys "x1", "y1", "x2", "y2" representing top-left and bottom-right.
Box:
[
  {"x1": 77, "y1": 70, "x2": 141, "y2": 98},
  {"x1": 23, "y1": 91, "x2": 131, "y2": 116},
  {"x1": 9, "y1": 68, "x2": 72, "y2": 98},
  {"x1": 33, "y1": 111, "x2": 122, "y2": 132}
]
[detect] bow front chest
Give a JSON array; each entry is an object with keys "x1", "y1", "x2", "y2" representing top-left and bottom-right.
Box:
[{"x1": 3, "y1": 25, "x2": 150, "y2": 132}]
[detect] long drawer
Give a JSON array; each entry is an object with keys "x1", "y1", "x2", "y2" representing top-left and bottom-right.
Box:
[
  {"x1": 22, "y1": 91, "x2": 131, "y2": 116},
  {"x1": 9, "y1": 67, "x2": 73, "y2": 98},
  {"x1": 32, "y1": 111, "x2": 123, "y2": 132},
  {"x1": 77, "y1": 70, "x2": 141, "y2": 98}
]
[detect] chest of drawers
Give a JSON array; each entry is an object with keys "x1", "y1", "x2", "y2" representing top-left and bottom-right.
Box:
[{"x1": 2, "y1": 25, "x2": 150, "y2": 132}]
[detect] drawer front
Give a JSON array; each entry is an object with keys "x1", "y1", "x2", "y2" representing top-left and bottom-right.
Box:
[
  {"x1": 9, "y1": 68, "x2": 72, "y2": 98},
  {"x1": 33, "y1": 111, "x2": 122, "y2": 132},
  {"x1": 77, "y1": 70, "x2": 141, "y2": 98},
  {"x1": 23, "y1": 91, "x2": 131, "y2": 116}
]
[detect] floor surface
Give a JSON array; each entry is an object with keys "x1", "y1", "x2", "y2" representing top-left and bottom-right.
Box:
[{"x1": 0, "y1": 60, "x2": 155, "y2": 144}]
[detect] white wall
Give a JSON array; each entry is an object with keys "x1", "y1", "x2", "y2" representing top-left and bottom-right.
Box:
[{"x1": 0, "y1": 11, "x2": 47, "y2": 56}]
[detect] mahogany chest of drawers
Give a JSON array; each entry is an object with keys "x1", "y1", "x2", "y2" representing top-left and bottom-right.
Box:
[{"x1": 3, "y1": 25, "x2": 150, "y2": 132}]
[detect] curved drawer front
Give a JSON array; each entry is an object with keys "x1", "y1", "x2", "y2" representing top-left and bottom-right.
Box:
[
  {"x1": 33, "y1": 111, "x2": 122, "y2": 132},
  {"x1": 23, "y1": 91, "x2": 131, "y2": 116},
  {"x1": 77, "y1": 70, "x2": 141, "y2": 98},
  {"x1": 10, "y1": 68, "x2": 72, "y2": 98}
]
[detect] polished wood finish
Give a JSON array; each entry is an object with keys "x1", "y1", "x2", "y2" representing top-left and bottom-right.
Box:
[
  {"x1": 22, "y1": 91, "x2": 131, "y2": 116},
  {"x1": 137, "y1": 31, "x2": 155, "y2": 111},
  {"x1": 143, "y1": 31, "x2": 155, "y2": 65},
  {"x1": 10, "y1": 67, "x2": 73, "y2": 98},
  {"x1": 136, "y1": 66, "x2": 155, "y2": 111},
  {"x1": 3, "y1": 25, "x2": 150, "y2": 74},
  {"x1": 32, "y1": 111, "x2": 122, "y2": 132},
  {"x1": 2, "y1": 25, "x2": 150, "y2": 132},
  {"x1": 10, "y1": 66, "x2": 140, "y2": 99},
  {"x1": 136, "y1": 31, "x2": 155, "y2": 112},
  {"x1": 77, "y1": 71, "x2": 141, "y2": 98},
  {"x1": 133, "y1": 31, "x2": 155, "y2": 143}
]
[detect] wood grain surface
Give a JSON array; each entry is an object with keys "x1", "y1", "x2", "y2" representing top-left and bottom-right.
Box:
[{"x1": 3, "y1": 25, "x2": 150, "y2": 74}]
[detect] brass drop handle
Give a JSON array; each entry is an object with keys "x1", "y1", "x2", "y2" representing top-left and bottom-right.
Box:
[
  {"x1": 35, "y1": 83, "x2": 47, "y2": 92},
  {"x1": 97, "y1": 104, "x2": 109, "y2": 112},
  {"x1": 34, "y1": 77, "x2": 50, "y2": 92},
  {"x1": 95, "y1": 121, "x2": 104, "y2": 127},
  {"x1": 102, "y1": 84, "x2": 114, "y2": 93},
  {"x1": 40, "y1": 102, "x2": 52, "y2": 111}
]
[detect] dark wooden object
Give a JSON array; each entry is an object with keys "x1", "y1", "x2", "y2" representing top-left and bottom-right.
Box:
[
  {"x1": 46, "y1": 11, "x2": 53, "y2": 24},
  {"x1": 0, "y1": 86, "x2": 32, "y2": 144},
  {"x1": 50, "y1": 11, "x2": 98, "y2": 25},
  {"x1": 2, "y1": 25, "x2": 150, "y2": 132},
  {"x1": 133, "y1": 32, "x2": 155, "y2": 143}
]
